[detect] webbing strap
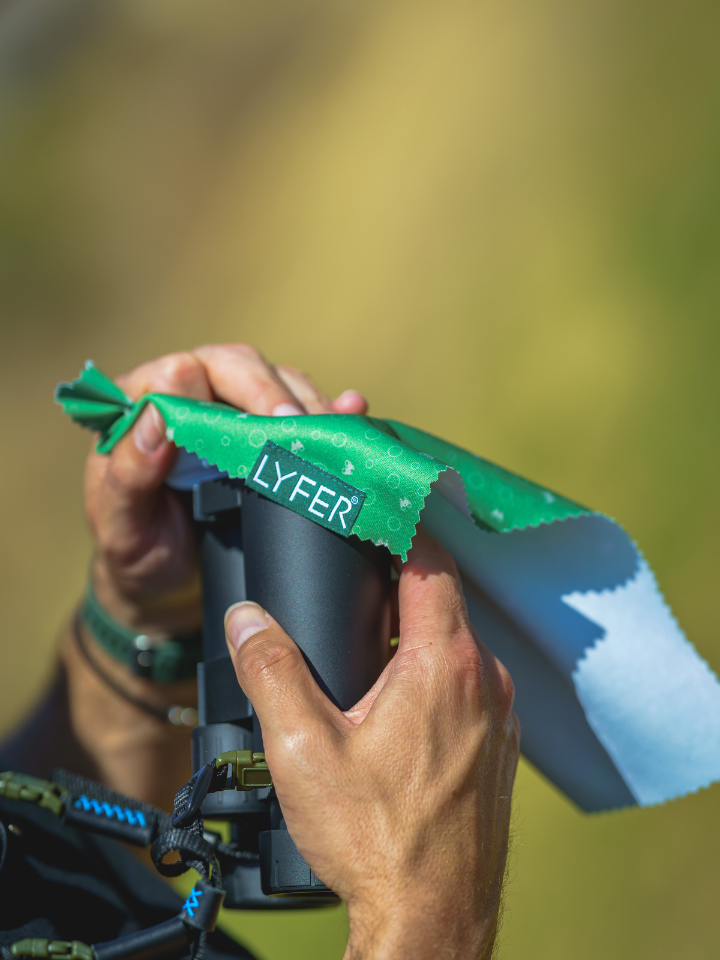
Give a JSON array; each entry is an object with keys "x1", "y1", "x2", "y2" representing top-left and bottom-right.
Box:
[
  {"x1": 52, "y1": 768, "x2": 221, "y2": 888},
  {"x1": 150, "y1": 825, "x2": 216, "y2": 880},
  {"x1": 50, "y1": 769, "x2": 172, "y2": 833},
  {"x1": 150, "y1": 770, "x2": 221, "y2": 885}
]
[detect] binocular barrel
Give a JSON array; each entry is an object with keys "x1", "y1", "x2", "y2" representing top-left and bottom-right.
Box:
[{"x1": 191, "y1": 477, "x2": 391, "y2": 905}]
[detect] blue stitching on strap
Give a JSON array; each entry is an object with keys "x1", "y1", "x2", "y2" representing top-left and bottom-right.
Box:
[
  {"x1": 74, "y1": 795, "x2": 147, "y2": 828},
  {"x1": 182, "y1": 885, "x2": 203, "y2": 917}
]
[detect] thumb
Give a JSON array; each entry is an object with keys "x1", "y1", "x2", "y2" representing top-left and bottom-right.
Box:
[
  {"x1": 224, "y1": 602, "x2": 336, "y2": 740},
  {"x1": 86, "y1": 405, "x2": 179, "y2": 563},
  {"x1": 108, "y1": 403, "x2": 176, "y2": 503}
]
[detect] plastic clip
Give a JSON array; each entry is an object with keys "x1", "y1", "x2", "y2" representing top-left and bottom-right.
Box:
[
  {"x1": 0, "y1": 772, "x2": 66, "y2": 817},
  {"x1": 10, "y1": 940, "x2": 92, "y2": 960},
  {"x1": 214, "y1": 751, "x2": 273, "y2": 791}
]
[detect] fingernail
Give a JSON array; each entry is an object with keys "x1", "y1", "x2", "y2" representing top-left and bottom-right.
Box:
[
  {"x1": 272, "y1": 402, "x2": 303, "y2": 417},
  {"x1": 134, "y1": 405, "x2": 165, "y2": 454},
  {"x1": 225, "y1": 601, "x2": 270, "y2": 651},
  {"x1": 335, "y1": 390, "x2": 365, "y2": 410}
]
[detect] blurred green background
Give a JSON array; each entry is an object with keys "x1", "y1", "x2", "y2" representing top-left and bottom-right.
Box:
[{"x1": 1, "y1": 0, "x2": 718, "y2": 956}]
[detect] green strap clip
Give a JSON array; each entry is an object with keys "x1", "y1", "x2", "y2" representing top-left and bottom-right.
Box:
[
  {"x1": 215, "y1": 751, "x2": 273, "y2": 791},
  {"x1": 10, "y1": 942, "x2": 92, "y2": 960},
  {"x1": 0, "y1": 772, "x2": 66, "y2": 817}
]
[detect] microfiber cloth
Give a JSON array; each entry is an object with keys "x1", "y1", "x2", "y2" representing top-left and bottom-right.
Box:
[{"x1": 56, "y1": 362, "x2": 720, "y2": 812}]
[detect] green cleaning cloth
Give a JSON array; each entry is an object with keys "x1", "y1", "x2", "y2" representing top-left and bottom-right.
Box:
[{"x1": 56, "y1": 362, "x2": 720, "y2": 813}]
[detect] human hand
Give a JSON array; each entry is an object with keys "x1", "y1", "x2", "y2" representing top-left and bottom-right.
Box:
[
  {"x1": 224, "y1": 531, "x2": 520, "y2": 960},
  {"x1": 84, "y1": 344, "x2": 368, "y2": 637}
]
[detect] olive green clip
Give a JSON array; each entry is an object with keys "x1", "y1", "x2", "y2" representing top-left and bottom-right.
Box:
[
  {"x1": 215, "y1": 751, "x2": 272, "y2": 791},
  {"x1": 10, "y1": 940, "x2": 92, "y2": 960},
  {"x1": 0, "y1": 772, "x2": 66, "y2": 817}
]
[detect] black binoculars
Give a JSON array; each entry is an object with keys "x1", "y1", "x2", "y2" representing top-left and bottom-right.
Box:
[{"x1": 192, "y1": 477, "x2": 391, "y2": 909}]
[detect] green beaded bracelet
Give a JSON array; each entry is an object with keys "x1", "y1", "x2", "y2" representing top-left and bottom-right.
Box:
[{"x1": 80, "y1": 582, "x2": 203, "y2": 683}]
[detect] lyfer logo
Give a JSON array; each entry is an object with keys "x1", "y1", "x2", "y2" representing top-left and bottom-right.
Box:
[{"x1": 246, "y1": 442, "x2": 365, "y2": 537}]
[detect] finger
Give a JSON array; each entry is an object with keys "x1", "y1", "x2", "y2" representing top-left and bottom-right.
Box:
[
  {"x1": 275, "y1": 361, "x2": 369, "y2": 415},
  {"x1": 225, "y1": 602, "x2": 338, "y2": 740},
  {"x1": 193, "y1": 344, "x2": 305, "y2": 416},
  {"x1": 116, "y1": 351, "x2": 213, "y2": 403},
  {"x1": 87, "y1": 353, "x2": 215, "y2": 548},
  {"x1": 397, "y1": 530, "x2": 516, "y2": 720},
  {"x1": 274, "y1": 364, "x2": 333, "y2": 414},
  {"x1": 332, "y1": 390, "x2": 368, "y2": 415},
  {"x1": 396, "y1": 527, "x2": 472, "y2": 652},
  {"x1": 101, "y1": 406, "x2": 176, "y2": 514},
  {"x1": 105, "y1": 352, "x2": 214, "y2": 501},
  {"x1": 347, "y1": 539, "x2": 471, "y2": 723}
]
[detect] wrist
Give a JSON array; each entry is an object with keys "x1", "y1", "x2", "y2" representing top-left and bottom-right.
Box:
[
  {"x1": 91, "y1": 556, "x2": 201, "y2": 638},
  {"x1": 345, "y1": 895, "x2": 497, "y2": 960},
  {"x1": 67, "y1": 617, "x2": 199, "y2": 716},
  {"x1": 80, "y1": 577, "x2": 202, "y2": 684},
  {"x1": 60, "y1": 619, "x2": 198, "y2": 810}
]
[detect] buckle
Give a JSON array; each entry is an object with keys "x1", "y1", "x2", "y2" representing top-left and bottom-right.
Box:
[{"x1": 214, "y1": 750, "x2": 273, "y2": 790}]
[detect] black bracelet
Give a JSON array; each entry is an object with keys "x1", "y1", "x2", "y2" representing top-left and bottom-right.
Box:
[{"x1": 72, "y1": 613, "x2": 198, "y2": 727}]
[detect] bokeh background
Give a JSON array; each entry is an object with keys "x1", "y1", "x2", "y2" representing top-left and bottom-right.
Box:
[{"x1": 1, "y1": 0, "x2": 718, "y2": 956}]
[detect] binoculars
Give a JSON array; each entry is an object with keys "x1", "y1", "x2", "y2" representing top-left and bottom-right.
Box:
[{"x1": 191, "y1": 477, "x2": 392, "y2": 909}]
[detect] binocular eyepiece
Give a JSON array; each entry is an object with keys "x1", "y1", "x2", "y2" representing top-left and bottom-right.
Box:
[{"x1": 192, "y1": 478, "x2": 391, "y2": 909}]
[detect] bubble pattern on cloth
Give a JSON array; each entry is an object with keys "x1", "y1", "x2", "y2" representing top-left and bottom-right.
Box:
[{"x1": 55, "y1": 362, "x2": 589, "y2": 559}]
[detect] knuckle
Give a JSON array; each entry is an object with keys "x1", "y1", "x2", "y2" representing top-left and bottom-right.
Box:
[
  {"x1": 275, "y1": 363, "x2": 303, "y2": 378},
  {"x1": 276, "y1": 363, "x2": 319, "y2": 396},
  {"x1": 156, "y1": 351, "x2": 203, "y2": 388},
  {"x1": 244, "y1": 376, "x2": 289, "y2": 413},
  {"x1": 115, "y1": 364, "x2": 152, "y2": 401},
  {"x1": 248, "y1": 376, "x2": 281, "y2": 403},
  {"x1": 430, "y1": 566, "x2": 458, "y2": 603},
  {"x1": 450, "y1": 632, "x2": 485, "y2": 690},
  {"x1": 237, "y1": 637, "x2": 296, "y2": 686},
  {"x1": 194, "y1": 342, "x2": 264, "y2": 368},
  {"x1": 223, "y1": 342, "x2": 263, "y2": 363},
  {"x1": 445, "y1": 585, "x2": 468, "y2": 627},
  {"x1": 427, "y1": 567, "x2": 464, "y2": 615},
  {"x1": 403, "y1": 570, "x2": 464, "y2": 626},
  {"x1": 494, "y1": 662, "x2": 516, "y2": 714}
]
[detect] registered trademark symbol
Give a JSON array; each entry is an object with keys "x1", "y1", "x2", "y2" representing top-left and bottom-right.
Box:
[{"x1": 351, "y1": 496, "x2": 359, "y2": 504}]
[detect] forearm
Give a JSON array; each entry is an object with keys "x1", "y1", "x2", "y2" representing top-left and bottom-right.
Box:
[
  {"x1": 61, "y1": 617, "x2": 196, "y2": 811},
  {"x1": 343, "y1": 859, "x2": 506, "y2": 960},
  {"x1": 344, "y1": 901, "x2": 500, "y2": 960},
  {"x1": 1, "y1": 617, "x2": 196, "y2": 812},
  {"x1": 0, "y1": 654, "x2": 96, "y2": 782}
]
